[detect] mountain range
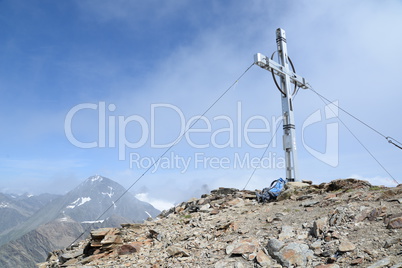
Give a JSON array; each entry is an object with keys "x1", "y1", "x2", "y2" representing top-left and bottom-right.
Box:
[
  {"x1": 0, "y1": 175, "x2": 160, "y2": 268},
  {"x1": 0, "y1": 192, "x2": 60, "y2": 235}
]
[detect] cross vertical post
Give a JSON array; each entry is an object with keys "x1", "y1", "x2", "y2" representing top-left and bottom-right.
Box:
[
  {"x1": 276, "y1": 28, "x2": 298, "y2": 182},
  {"x1": 254, "y1": 28, "x2": 310, "y2": 182}
]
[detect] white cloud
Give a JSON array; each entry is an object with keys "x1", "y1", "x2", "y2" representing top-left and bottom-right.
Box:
[
  {"x1": 349, "y1": 174, "x2": 397, "y2": 187},
  {"x1": 135, "y1": 192, "x2": 174, "y2": 211}
]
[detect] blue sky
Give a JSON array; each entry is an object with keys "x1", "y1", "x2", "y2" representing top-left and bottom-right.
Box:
[{"x1": 1, "y1": 0, "x2": 402, "y2": 208}]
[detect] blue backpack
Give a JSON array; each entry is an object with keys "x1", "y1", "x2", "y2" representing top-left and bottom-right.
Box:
[{"x1": 256, "y1": 178, "x2": 286, "y2": 203}]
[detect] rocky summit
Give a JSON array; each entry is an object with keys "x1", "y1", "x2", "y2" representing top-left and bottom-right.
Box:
[{"x1": 39, "y1": 179, "x2": 402, "y2": 268}]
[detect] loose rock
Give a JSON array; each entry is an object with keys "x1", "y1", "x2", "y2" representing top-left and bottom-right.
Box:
[
  {"x1": 338, "y1": 240, "x2": 356, "y2": 252},
  {"x1": 367, "y1": 257, "x2": 391, "y2": 268}
]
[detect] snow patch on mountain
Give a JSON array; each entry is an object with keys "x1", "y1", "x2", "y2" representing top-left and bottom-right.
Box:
[
  {"x1": 102, "y1": 186, "x2": 114, "y2": 198},
  {"x1": 144, "y1": 211, "x2": 152, "y2": 218},
  {"x1": 66, "y1": 197, "x2": 91, "y2": 209},
  {"x1": 57, "y1": 217, "x2": 74, "y2": 222},
  {"x1": 78, "y1": 197, "x2": 91, "y2": 206},
  {"x1": 81, "y1": 220, "x2": 104, "y2": 224},
  {"x1": 0, "y1": 202, "x2": 10, "y2": 208}
]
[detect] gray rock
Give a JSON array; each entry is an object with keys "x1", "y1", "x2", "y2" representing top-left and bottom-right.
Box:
[
  {"x1": 59, "y1": 249, "x2": 83, "y2": 263},
  {"x1": 226, "y1": 243, "x2": 236, "y2": 255},
  {"x1": 338, "y1": 240, "x2": 356, "y2": 252},
  {"x1": 310, "y1": 240, "x2": 322, "y2": 250},
  {"x1": 276, "y1": 242, "x2": 314, "y2": 267},
  {"x1": 256, "y1": 250, "x2": 272, "y2": 267},
  {"x1": 149, "y1": 229, "x2": 163, "y2": 241},
  {"x1": 214, "y1": 260, "x2": 246, "y2": 268},
  {"x1": 388, "y1": 216, "x2": 402, "y2": 229},
  {"x1": 226, "y1": 238, "x2": 258, "y2": 256},
  {"x1": 384, "y1": 237, "x2": 400, "y2": 248},
  {"x1": 267, "y1": 239, "x2": 313, "y2": 267},
  {"x1": 199, "y1": 203, "x2": 211, "y2": 212},
  {"x1": 302, "y1": 200, "x2": 320, "y2": 207},
  {"x1": 266, "y1": 238, "x2": 284, "y2": 256},
  {"x1": 214, "y1": 260, "x2": 231, "y2": 268},
  {"x1": 278, "y1": 225, "x2": 295, "y2": 240},
  {"x1": 296, "y1": 195, "x2": 313, "y2": 201},
  {"x1": 234, "y1": 262, "x2": 246, "y2": 268},
  {"x1": 166, "y1": 246, "x2": 189, "y2": 257},
  {"x1": 312, "y1": 217, "x2": 327, "y2": 238},
  {"x1": 367, "y1": 257, "x2": 391, "y2": 268},
  {"x1": 211, "y1": 188, "x2": 238, "y2": 195}
]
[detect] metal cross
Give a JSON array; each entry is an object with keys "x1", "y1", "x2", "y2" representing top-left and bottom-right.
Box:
[{"x1": 254, "y1": 28, "x2": 309, "y2": 182}]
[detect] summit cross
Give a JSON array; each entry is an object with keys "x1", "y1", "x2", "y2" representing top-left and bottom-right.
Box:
[{"x1": 254, "y1": 28, "x2": 310, "y2": 182}]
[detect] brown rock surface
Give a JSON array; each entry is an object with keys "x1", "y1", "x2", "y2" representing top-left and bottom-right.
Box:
[{"x1": 338, "y1": 240, "x2": 356, "y2": 252}]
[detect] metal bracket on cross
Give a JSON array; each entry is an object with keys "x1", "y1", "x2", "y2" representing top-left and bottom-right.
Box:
[
  {"x1": 254, "y1": 28, "x2": 310, "y2": 182},
  {"x1": 254, "y1": 53, "x2": 310, "y2": 90}
]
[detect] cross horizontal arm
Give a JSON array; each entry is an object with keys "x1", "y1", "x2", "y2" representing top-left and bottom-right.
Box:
[{"x1": 254, "y1": 53, "x2": 309, "y2": 89}]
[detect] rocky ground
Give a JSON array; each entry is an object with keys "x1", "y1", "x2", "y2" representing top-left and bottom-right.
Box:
[{"x1": 38, "y1": 179, "x2": 402, "y2": 268}]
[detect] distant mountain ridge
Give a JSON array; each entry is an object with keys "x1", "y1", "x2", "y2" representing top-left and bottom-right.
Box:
[
  {"x1": 0, "y1": 192, "x2": 60, "y2": 235},
  {"x1": 0, "y1": 175, "x2": 160, "y2": 268}
]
